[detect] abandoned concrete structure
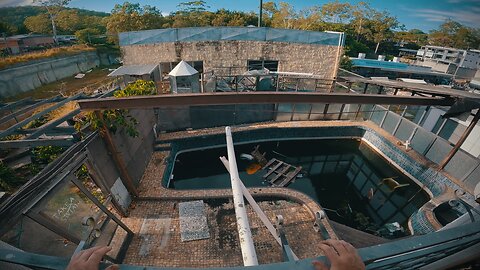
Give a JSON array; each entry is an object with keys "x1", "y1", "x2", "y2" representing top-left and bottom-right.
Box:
[{"x1": 119, "y1": 27, "x2": 345, "y2": 78}]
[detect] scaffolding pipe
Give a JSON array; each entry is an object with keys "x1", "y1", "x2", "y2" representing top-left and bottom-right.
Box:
[{"x1": 225, "y1": 126, "x2": 259, "y2": 266}]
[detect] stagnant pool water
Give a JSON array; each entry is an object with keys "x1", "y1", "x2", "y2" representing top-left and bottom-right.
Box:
[{"x1": 169, "y1": 139, "x2": 430, "y2": 238}]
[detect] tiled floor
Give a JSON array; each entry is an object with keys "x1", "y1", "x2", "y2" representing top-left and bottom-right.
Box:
[{"x1": 119, "y1": 199, "x2": 324, "y2": 267}]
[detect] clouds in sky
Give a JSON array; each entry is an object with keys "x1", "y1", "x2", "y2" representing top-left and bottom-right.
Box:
[
  {"x1": 411, "y1": 7, "x2": 480, "y2": 27},
  {"x1": 0, "y1": 0, "x2": 34, "y2": 7}
]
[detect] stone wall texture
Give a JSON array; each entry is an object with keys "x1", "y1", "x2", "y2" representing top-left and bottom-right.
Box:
[{"x1": 121, "y1": 40, "x2": 341, "y2": 78}]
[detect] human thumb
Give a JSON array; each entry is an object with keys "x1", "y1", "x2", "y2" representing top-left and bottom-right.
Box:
[{"x1": 312, "y1": 260, "x2": 329, "y2": 270}]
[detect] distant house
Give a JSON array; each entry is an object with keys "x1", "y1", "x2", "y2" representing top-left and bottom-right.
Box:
[
  {"x1": 0, "y1": 34, "x2": 54, "y2": 54},
  {"x1": 416, "y1": 45, "x2": 480, "y2": 80}
]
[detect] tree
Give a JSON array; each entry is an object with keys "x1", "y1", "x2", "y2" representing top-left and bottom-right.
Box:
[
  {"x1": 75, "y1": 28, "x2": 101, "y2": 44},
  {"x1": 33, "y1": 0, "x2": 71, "y2": 43},
  {"x1": 56, "y1": 9, "x2": 82, "y2": 33},
  {"x1": 172, "y1": 1, "x2": 211, "y2": 27},
  {"x1": 321, "y1": 1, "x2": 352, "y2": 24},
  {"x1": 24, "y1": 13, "x2": 52, "y2": 34},
  {"x1": 0, "y1": 22, "x2": 17, "y2": 36},
  {"x1": 367, "y1": 11, "x2": 402, "y2": 54},
  {"x1": 350, "y1": 2, "x2": 373, "y2": 41},
  {"x1": 429, "y1": 20, "x2": 480, "y2": 49},
  {"x1": 105, "y1": 2, "x2": 165, "y2": 43}
]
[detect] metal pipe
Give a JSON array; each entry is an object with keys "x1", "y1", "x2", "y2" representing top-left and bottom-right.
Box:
[
  {"x1": 219, "y1": 156, "x2": 299, "y2": 260},
  {"x1": 225, "y1": 126, "x2": 258, "y2": 266}
]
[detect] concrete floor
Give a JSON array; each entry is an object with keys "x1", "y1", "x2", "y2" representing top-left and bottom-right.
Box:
[{"x1": 115, "y1": 199, "x2": 324, "y2": 267}]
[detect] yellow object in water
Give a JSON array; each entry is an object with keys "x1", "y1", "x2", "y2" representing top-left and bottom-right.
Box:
[{"x1": 246, "y1": 163, "x2": 262, "y2": 174}]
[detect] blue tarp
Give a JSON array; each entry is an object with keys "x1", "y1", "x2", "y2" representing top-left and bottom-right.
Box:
[{"x1": 119, "y1": 27, "x2": 343, "y2": 46}]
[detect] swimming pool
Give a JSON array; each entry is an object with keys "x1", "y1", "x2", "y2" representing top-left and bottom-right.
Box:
[{"x1": 168, "y1": 137, "x2": 430, "y2": 238}]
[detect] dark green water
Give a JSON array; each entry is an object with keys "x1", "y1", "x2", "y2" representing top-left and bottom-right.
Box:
[{"x1": 169, "y1": 139, "x2": 429, "y2": 236}]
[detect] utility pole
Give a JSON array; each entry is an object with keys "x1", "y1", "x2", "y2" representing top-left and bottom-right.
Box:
[{"x1": 258, "y1": 0, "x2": 263, "y2": 27}]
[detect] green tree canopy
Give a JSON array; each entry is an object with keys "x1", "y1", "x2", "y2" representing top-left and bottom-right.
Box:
[
  {"x1": 429, "y1": 20, "x2": 480, "y2": 49},
  {"x1": 105, "y1": 2, "x2": 165, "y2": 42}
]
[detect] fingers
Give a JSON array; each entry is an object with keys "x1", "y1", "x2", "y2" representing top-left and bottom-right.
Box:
[
  {"x1": 341, "y1": 240, "x2": 356, "y2": 253},
  {"x1": 87, "y1": 246, "x2": 112, "y2": 264},
  {"x1": 106, "y1": 264, "x2": 120, "y2": 270},
  {"x1": 79, "y1": 246, "x2": 104, "y2": 261},
  {"x1": 324, "y1": 239, "x2": 349, "y2": 255},
  {"x1": 312, "y1": 260, "x2": 328, "y2": 270},
  {"x1": 319, "y1": 242, "x2": 339, "y2": 261}
]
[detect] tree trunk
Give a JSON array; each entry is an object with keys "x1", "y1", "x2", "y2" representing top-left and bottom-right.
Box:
[
  {"x1": 375, "y1": 41, "x2": 380, "y2": 54},
  {"x1": 50, "y1": 17, "x2": 58, "y2": 44}
]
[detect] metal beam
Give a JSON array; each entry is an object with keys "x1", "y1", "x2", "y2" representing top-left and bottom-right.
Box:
[
  {"x1": 439, "y1": 109, "x2": 480, "y2": 169},
  {"x1": 77, "y1": 92, "x2": 454, "y2": 110},
  {"x1": 95, "y1": 111, "x2": 139, "y2": 197},
  {"x1": 0, "y1": 93, "x2": 84, "y2": 138},
  {"x1": 0, "y1": 98, "x2": 33, "y2": 113},
  {"x1": 17, "y1": 126, "x2": 76, "y2": 136},
  {"x1": 27, "y1": 109, "x2": 80, "y2": 139},
  {"x1": 0, "y1": 138, "x2": 74, "y2": 149},
  {"x1": 0, "y1": 96, "x2": 62, "y2": 125}
]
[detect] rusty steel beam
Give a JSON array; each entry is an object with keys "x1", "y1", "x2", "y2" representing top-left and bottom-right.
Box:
[
  {"x1": 77, "y1": 92, "x2": 454, "y2": 110},
  {"x1": 439, "y1": 110, "x2": 480, "y2": 170},
  {"x1": 95, "y1": 111, "x2": 139, "y2": 197}
]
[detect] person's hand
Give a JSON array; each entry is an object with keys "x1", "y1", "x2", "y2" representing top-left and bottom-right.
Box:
[
  {"x1": 66, "y1": 246, "x2": 119, "y2": 270},
  {"x1": 312, "y1": 240, "x2": 365, "y2": 270}
]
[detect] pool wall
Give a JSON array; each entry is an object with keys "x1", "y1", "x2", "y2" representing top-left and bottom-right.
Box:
[{"x1": 159, "y1": 123, "x2": 475, "y2": 234}]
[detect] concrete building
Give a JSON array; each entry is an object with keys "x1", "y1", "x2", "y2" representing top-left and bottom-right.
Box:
[
  {"x1": 0, "y1": 34, "x2": 55, "y2": 55},
  {"x1": 416, "y1": 45, "x2": 480, "y2": 79},
  {"x1": 119, "y1": 27, "x2": 345, "y2": 79}
]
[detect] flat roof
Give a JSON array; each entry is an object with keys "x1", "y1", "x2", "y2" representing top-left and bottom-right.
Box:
[{"x1": 108, "y1": 64, "x2": 158, "y2": 77}]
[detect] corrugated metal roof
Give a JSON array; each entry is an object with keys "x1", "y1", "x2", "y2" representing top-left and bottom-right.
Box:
[
  {"x1": 108, "y1": 64, "x2": 158, "y2": 77},
  {"x1": 168, "y1": 61, "x2": 198, "y2": 76}
]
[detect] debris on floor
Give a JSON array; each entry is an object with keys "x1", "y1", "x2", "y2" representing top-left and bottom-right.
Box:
[{"x1": 179, "y1": 200, "x2": 210, "y2": 241}]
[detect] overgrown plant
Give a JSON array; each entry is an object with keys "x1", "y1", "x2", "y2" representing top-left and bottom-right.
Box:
[
  {"x1": 75, "y1": 80, "x2": 156, "y2": 137},
  {"x1": 0, "y1": 161, "x2": 17, "y2": 192}
]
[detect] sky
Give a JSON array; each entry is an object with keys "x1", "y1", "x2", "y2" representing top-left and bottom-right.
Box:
[{"x1": 1, "y1": 0, "x2": 479, "y2": 32}]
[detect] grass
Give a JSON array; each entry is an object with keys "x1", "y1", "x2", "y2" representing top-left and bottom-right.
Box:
[{"x1": 0, "y1": 45, "x2": 96, "y2": 70}]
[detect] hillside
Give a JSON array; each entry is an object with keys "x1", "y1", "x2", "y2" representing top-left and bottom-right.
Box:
[{"x1": 0, "y1": 6, "x2": 109, "y2": 35}]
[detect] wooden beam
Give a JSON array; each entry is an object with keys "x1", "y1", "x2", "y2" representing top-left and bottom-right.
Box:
[
  {"x1": 439, "y1": 110, "x2": 480, "y2": 170},
  {"x1": 77, "y1": 92, "x2": 454, "y2": 111}
]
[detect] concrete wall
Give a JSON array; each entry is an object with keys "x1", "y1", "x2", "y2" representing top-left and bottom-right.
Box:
[
  {"x1": 121, "y1": 40, "x2": 340, "y2": 78},
  {"x1": 156, "y1": 104, "x2": 275, "y2": 132},
  {"x1": 0, "y1": 52, "x2": 101, "y2": 98}
]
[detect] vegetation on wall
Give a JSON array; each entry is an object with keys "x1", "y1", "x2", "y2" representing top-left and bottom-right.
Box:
[{"x1": 75, "y1": 80, "x2": 156, "y2": 138}]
